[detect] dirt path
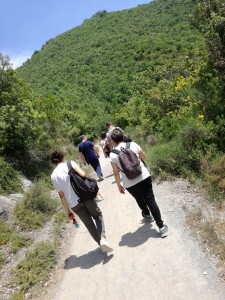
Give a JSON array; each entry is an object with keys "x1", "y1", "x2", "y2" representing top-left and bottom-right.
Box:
[{"x1": 41, "y1": 154, "x2": 225, "y2": 300}]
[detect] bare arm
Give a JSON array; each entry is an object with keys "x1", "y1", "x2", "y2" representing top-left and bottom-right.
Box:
[
  {"x1": 58, "y1": 191, "x2": 71, "y2": 217},
  {"x1": 58, "y1": 191, "x2": 78, "y2": 223},
  {"x1": 109, "y1": 141, "x2": 113, "y2": 151},
  {"x1": 111, "y1": 162, "x2": 125, "y2": 194},
  {"x1": 79, "y1": 152, "x2": 87, "y2": 166}
]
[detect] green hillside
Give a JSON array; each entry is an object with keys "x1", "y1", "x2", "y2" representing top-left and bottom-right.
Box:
[
  {"x1": 1, "y1": 0, "x2": 225, "y2": 202},
  {"x1": 17, "y1": 0, "x2": 204, "y2": 131}
]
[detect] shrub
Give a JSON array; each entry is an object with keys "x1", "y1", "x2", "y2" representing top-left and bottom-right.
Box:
[
  {"x1": 53, "y1": 210, "x2": 67, "y2": 238},
  {"x1": 201, "y1": 154, "x2": 225, "y2": 202},
  {"x1": 14, "y1": 201, "x2": 46, "y2": 230},
  {"x1": 24, "y1": 179, "x2": 57, "y2": 213},
  {"x1": 148, "y1": 139, "x2": 188, "y2": 176},
  {"x1": 14, "y1": 179, "x2": 58, "y2": 229},
  {"x1": 0, "y1": 250, "x2": 5, "y2": 267},
  {"x1": 10, "y1": 233, "x2": 33, "y2": 253},
  {"x1": 13, "y1": 241, "x2": 57, "y2": 294},
  {"x1": 178, "y1": 122, "x2": 216, "y2": 154},
  {"x1": 0, "y1": 217, "x2": 12, "y2": 245},
  {"x1": 0, "y1": 158, "x2": 21, "y2": 195}
]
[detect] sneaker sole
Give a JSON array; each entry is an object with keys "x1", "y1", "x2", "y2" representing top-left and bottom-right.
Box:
[
  {"x1": 161, "y1": 232, "x2": 168, "y2": 238},
  {"x1": 160, "y1": 226, "x2": 168, "y2": 238},
  {"x1": 143, "y1": 217, "x2": 154, "y2": 223},
  {"x1": 142, "y1": 213, "x2": 154, "y2": 223},
  {"x1": 100, "y1": 244, "x2": 113, "y2": 253}
]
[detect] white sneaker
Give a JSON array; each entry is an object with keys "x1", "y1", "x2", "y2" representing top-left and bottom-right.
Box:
[{"x1": 100, "y1": 239, "x2": 113, "y2": 253}]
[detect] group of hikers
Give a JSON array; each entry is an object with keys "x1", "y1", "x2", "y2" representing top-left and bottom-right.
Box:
[{"x1": 50, "y1": 121, "x2": 168, "y2": 254}]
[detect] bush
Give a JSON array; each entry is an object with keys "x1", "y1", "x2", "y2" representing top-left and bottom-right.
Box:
[
  {"x1": 0, "y1": 158, "x2": 21, "y2": 195},
  {"x1": 0, "y1": 217, "x2": 12, "y2": 245},
  {"x1": 13, "y1": 241, "x2": 57, "y2": 294},
  {"x1": 53, "y1": 210, "x2": 67, "y2": 238},
  {"x1": 10, "y1": 233, "x2": 32, "y2": 253},
  {"x1": 201, "y1": 154, "x2": 225, "y2": 202},
  {"x1": 148, "y1": 139, "x2": 188, "y2": 176},
  {"x1": 0, "y1": 250, "x2": 5, "y2": 267},
  {"x1": 24, "y1": 179, "x2": 57, "y2": 213},
  {"x1": 14, "y1": 201, "x2": 46, "y2": 229},
  {"x1": 14, "y1": 179, "x2": 58, "y2": 229}
]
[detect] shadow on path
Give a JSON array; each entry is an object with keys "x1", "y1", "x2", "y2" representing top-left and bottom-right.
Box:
[
  {"x1": 104, "y1": 173, "x2": 114, "y2": 179},
  {"x1": 119, "y1": 223, "x2": 160, "y2": 248},
  {"x1": 64, "y1": 249, "x2": 113, "y2": 270}
]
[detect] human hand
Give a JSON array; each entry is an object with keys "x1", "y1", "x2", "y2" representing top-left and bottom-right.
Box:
[
  {"x1": 68, "y1": 212, "x2": 74, "y2": 220},
  {"x1": 119, "y1": 185, "x2": 125, "y2": 194}
]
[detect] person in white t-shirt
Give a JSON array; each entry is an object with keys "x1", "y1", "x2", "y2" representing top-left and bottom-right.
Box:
[
  {"x1": 109, "y1": 128, "x2": 168, "y2": 238},
  {"x1": 50, "y1": 150, "x2": 113, "y2": 253}
]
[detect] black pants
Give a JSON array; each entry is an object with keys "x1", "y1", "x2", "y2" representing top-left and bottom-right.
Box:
[{"x1": 126, "y1": 176, "x2": 164, "y2": 228}]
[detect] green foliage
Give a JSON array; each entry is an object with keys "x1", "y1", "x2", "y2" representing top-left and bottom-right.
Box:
[
  {"x1": 14, "y1": 201, "x2": 46, "y2": 229},
  {"x1": 0, "y1": 157, "x2": 21, "y2": 195},
  {"x1": 0, "y1": 218, "x2": 32, "y2": 253},
  {"x1": 148, "y1": 118, "x2": 219, "y2": 175},
  {"x1": 0, "y1": 66, "x2": 42, "y2": 156},
  {"x1": 0, "y1": 0, "x2": 224, "y2": 205},
  {"x1": 53, "y1": 210, "x2": 67, "y2": 238},
  {"x1": 192, "y1": 0, "x2": 225, "y2": 76},
  {"x1": 24, "y1": 179, "x2": 57, "y2": 213},
  {"x1": 0, "y1": 217, "x2": 12, "y2": 244},
  {"x1": 0, "y1": 250, "x2": 5, "y2": 267},
  {"x1": 201, "y1": 154, "x2": 225, "y2": 202},
  {"x1": 17, "y1": 0, "x2": 203, "y2": 138},
  {"x1": 14, "y1": 180, "x2": 58, "y2": 229},
  {"x1": 148, "y1": 139, "x2": 188, "y2": 176},
  {"x1": 13, "y1": 241, "x2": 57, "y2": 293},
  {"x1": 10, "y1": 233, "x2": 32, "y2": 254}
]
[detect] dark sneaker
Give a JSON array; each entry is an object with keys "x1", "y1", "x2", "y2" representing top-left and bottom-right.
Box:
[
  {"x1": 142, "y1": 211, "x2": 154, "y2": 222},
  {"x1": 159, "y1": 225, "x2": 168, "y2": 238}
]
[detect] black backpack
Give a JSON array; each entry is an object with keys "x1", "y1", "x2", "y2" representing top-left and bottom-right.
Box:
[
  {"x1": 112, "y1": 142, "x2": 142, "y2": 179},
  {"x1": 67, "y1": 161, "x2": 99, "y2": 201}
]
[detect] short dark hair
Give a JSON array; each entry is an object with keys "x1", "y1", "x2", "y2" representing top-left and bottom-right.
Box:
[
  {"x1": 100, "y1": 132, "x2": 107, "y2": 139},
  {"x1": 51, "y1": 150, "x2": 64, "y2": 164},
  {"x1": 79, "y1": 135, "x2": 86, "y2": 142},
  {"x1": 105, "y1": 121, "x2": 112, "y2": 127},
  {"x1": 111, "y1": 128, "x2": 124, "y2": 144}
]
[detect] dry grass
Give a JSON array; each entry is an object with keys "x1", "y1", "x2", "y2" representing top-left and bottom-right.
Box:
[{"x1": 186, "y1": 204, "x2": 225, "y2": 281}]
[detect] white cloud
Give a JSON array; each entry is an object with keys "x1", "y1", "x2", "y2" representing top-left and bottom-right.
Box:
[{"x1": 9, "y1": 51, "x2": 33, "y2": 69}]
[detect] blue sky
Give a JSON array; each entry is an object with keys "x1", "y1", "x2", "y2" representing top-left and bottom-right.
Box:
[{"x1": 1, "y1": 0, "x2": 152, "y2": 68}]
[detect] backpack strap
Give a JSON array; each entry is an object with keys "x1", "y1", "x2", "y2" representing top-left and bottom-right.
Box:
[
  {"x1": 67, "y1": 160, "x2": 73, "y2": 171},
  {"x1": 111, "y1": 148, "x2": 124, "y2": 174},
  {"x1": 125, "y1": 142, "x2": 131, "y2": 149},
  {"x1": 124, "y1": 142, "x2": 146, "y2": 167},
  {"x1": 111, "y1": 149, "x2": 121, "y2": 155}
]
